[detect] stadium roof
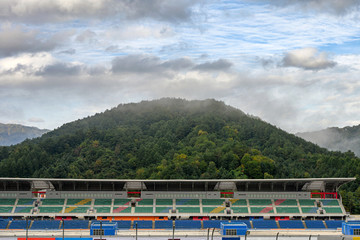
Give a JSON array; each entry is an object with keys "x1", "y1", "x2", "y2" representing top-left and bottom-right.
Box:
[{"x1": 0, "y1": 177, "x2": 355, "y2": 192}]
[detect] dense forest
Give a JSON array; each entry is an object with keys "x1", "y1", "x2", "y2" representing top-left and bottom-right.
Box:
[{"x1": 0, "y1": 99, "x2": 359, "y2": 212}]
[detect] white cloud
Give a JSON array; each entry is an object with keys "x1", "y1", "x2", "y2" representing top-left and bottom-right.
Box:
[{"x1": 282, "y1": 48, "x2": 336, "y2": 70}]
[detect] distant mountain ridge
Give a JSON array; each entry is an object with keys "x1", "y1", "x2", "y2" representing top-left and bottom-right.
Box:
[
  {"x1": 0, "y1": 123, "x2": 49, "y2": 146},
  {"x1": 296, "y1": 125, "x2": 360, "y2": 157}
]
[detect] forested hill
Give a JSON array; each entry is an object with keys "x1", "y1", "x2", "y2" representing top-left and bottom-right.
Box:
[
  {"x1": 297, "y1": 125, "x2": 360, "y2": 157},
  {"x1": 0, "y1": 98, "x2": 359, "y2": 212},
  {"x1": 0, "y1": 123, "x2": 49, "y2": 146}
]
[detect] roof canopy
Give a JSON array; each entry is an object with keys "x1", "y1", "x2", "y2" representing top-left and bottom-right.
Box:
[{"x1": 0, "y1": 177, "x2": 355, "y2": 192}]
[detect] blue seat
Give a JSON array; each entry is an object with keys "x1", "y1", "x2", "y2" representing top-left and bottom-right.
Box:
[
  {"x1": 175, "y1": 220, "x2": 201, "y2": 229},
  {"x1": 63, "y1": 220, "x2": 89, "y2": 229},
  {"x1": 230, "y1": 220, "x2": 252, "y2": 228},
  {"x1": 154, "y1": 220, "x2": 173, "y2": 229},
  {"x1": 8, "y1": 220, "x2": 28, "y2": 229},
  {"x1": 31, "y1": 220, "x2": 60, "y2": 230},
  {"x1": 112, "y1": 220, "x2": 131, "y2": 229},
  {"x1": 305, "y1": 220, "x2": 325, "y2": 229},
  {"x1": 325, "y1": 220, "x2": 343, "y2": 229},
  {"x1": 252, "y1": 220, "x2": 278, "y2": 229},
  {"x1": 0, "y1": 220, "x2": 9, "y2": 229},
  {"x1": 133, "y1": 220, "x2": 152, "y2": 229},
  {"x1": 278, "y1": 220, "x2": 304, "y2": 229}
]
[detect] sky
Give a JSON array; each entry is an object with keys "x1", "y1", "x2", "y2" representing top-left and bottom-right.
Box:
[{"x1": 1, "y1": 0, "x2": 360, "y2": 133}]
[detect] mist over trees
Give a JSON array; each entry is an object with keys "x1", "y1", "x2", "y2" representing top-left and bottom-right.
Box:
[{"x1": 0, "y1": 98, "x2": 359, "y2": 212}]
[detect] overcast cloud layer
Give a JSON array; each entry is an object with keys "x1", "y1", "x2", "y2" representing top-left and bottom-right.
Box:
[{"x1": 1, "y1": 0, "x2": 360, "y2": 133}]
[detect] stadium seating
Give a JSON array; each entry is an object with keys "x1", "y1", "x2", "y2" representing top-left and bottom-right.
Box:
[
  {"x1": 112, "y1": 220, "x2": 131, "y2": 229},
  {"x1": 202, "y1": 199, "x2": 225, "y2": 205},
  {"x1": 113, "y1": 206, "x2": 131, "y2": 213},
  {"x1": 249, "y1": 199, "x2": 272, "y2": 205},
  {"x1": 156, "y1": 206, "x2": 172, "y2": 213},
  {"x1": 41, "y1": 199, "x2": 65, "y2": 205},
  {"x1": 8, "y1": 220, "x2": 28, "y2": 229},
  {"x1": 63, "y1": 220, "x2": 89, "y2": 229},
  {"x1": 137, "y1": 199, "x2": 154, "y2": 206},
  {"x1": 39, "y1": 207, "x2": 63, "y2": 213},
  {"x1": 325, "y1": 220, "x2": 343, "y2": 229},
  {"x1": 94, "y1": 199, "x2": 112, "y2": 205},
  {"x1": 278, "y1": 220, "x2": 304, "y2": 229},
  {"x1": 276, "y1": 207, "x2": 300, "y2": 213},
  {"x1": 203, "y1": 206, "x2": 226, "y2": 213},
  {"x1": 134, "y1": 207, "x2": 153, "y2": 213},
  {"x1": 301, "y1": 207, "x2": 318, "y2": 213},
  {"x1": 0, "y1": 220, "x2": 9, "y2": 229},
  {"x1": 176, "y1": 199, "x2": 200, "y2": 205},
  {"x1": 250, "y1": 207, "x2": 274, "y2": 213},
  {"x1": 230, "y1": 199, "x2": 247, "y2": 206},
  {"x1": 64, "y1": 206, "x2": 89, "y2": 213},
  {"x1": 305, "y1": 220, "x2": 325, "y2": 229},
  {"x1": 231, "y1": 207, "x2": 249, "y2": 213},
  {"x1": 14, "y1": 206, "x2": 33, "y2": 213},
  {"x1": 133, "y1": 220, "x2": 152, "y2": 229},
  {"x1": 0, "y1": 199, "x2": 16, "y2": 205},
  {"x1": 274, "y1": 199, "x2": 297, "y2": 206},
  {"x1": 155, "y1": 220, "x2": 173, "y2": 229},
  {"x1": 67, "y1": 199, "x2": 92, "y2": 205},
  {"x1": 321, "y1": 199, "x2": 340, "y2": 206},
  {"x1": 299, "y1": 199, "x2": 316, "y2": 206},
  {"x1": 31, "y1": 220, "x2": 60, "y2": 230},
  {"x1": 177, "y1": 207, "x2": 200, "y2": 213},
  {"x1": 0, "y1": 207, "x2": 13, "y2": 213},
  {"x1": 230, "y1": 220, "x2": 252, "y2": 228},
  {"x1": 114, "y1": 199, "x2": 132, "y2": 205},
  {"x1": 175, "y1": 220, "x2": 202, "y2": 229},
  {"x1": 156, "y1": 199, "x2": 173, "y2": 205},
  {"x1": 94, "y1": 207, "x2": 111, "y2": 213},
  {"x1": 17, "y1": 199, "x2": 35, "y2": 205},
  {"x1": 203, "y1": 220, "x2": 225, "y2": 228},
  {"x1": 252, "y1": 220, "x2": 277, "y2": 229},
  {"x1": 323, "y1": 207, "x2": 343, "y2": 214}
]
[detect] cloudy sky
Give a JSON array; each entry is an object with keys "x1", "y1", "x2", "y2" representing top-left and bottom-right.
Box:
[{"x1": 1, "y1": 0, "x2": 360, "y2": 133}]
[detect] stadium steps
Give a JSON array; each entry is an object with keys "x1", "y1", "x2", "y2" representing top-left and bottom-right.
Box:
[
  {"x1": 323, "y1": 220, "x2": 328, "y2": 229},
  {"x1": 302, "y1": 220, "x2": 306, "y2": 229},
  {"x1": 276, "y1": 221, "x2": 280, "y2": 228}
]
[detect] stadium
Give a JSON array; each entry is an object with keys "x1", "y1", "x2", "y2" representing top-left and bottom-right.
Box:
[{"x1": 0, "y1": 177, "x2": 357, "y2": 239}]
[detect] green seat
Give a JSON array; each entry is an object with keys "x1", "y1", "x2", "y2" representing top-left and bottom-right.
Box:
[
  {"x1": 138, "y1": 199, "x2": 154, "y2": 206},
  {"x1": 113, "y1": 206, "x2": 132, "y2": 213},
  {"x1": 15, "y1": 206, "x2": 32, "y2": 213},
  {"x1": 250, "y1": 207, "x2": 274, "y2": 213},
  {"x1": 202, "y1": 199, "x2": 224, "y2": 205},
  {"x1": 0, "y1": 199, "x2": 16, "y2": 205},
  {"x1": 230, "y1": 199, "x2": 247, "y2": 206},
  {"x1": 94, "y1": 207, "x2": 111, "y2": 213},
  {"x1": 301, "y1": 207, "x2": 318, "y2": 213},
  {"x1": 156, "y1": 199, "x2": 173, "y2": 205},
  {"x1": 39, "y1": 207, "x2": 63, "y2": 213},
  {"x1": 156, "y1": 207, "x2": 172, "y2": 213},
  {"x1": 276, "y1": 207, "x2": 300, "y2": 213},
  {"x1": 114, "y1": 199, "x2": 132, "y2": 205},
  {"x1": 17, "y1": 199, "x2": 35, "y2": 205},
  {"x1": 94, "y1": 199, "x2": 112, "y2": 205},
  {"x1": 0, "y1": 207, "x2": 13, "y2": 213},
  {"x1": 64, "y1": 206, "x2": 89, "y2": 213},
  {"x1": 231, "y1": 207, "x2": 249, "y2": 213},
  {"x1": 176, "y1": 199, "x2": 200, "y2": 205},
  {"x1": 321, "y1": 200, "x2": 340, "y2": 206},
  {"x1": 66, "y1": 199, "x2": 92, "y2": 205},
  {"x1": 202, "y1": 206, "x2": 226, "y2": 213},
  {"x1": 42, "y1": 199, "x2": 65, "y2": 205},
  {"x1": 135, "y1": 207, "x2": 153, "y2": 213},
  {"x1": 249, "y1": 199, "x2": 272, "y2": 206},
  {"x1": 299, "y1": 199, "x2": 316, "y2": 206},
  {"x1": 275, "y1": 199, "x2": 297, "y2": 206},
  {"x1": 177, "y1": 207, "x2": 200, "y2": 213},
  {"x1": 323, "y1": 207, "x2": 343, "y2": 213}
]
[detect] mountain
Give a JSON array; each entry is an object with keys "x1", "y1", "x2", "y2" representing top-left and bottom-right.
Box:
[
  {"x1": 0, "y1": 98, "x2": 359, "y2": 212},
  {"x1": 296, "y1": 125, "x2": 360, "y2": 157},
  {"x1": 0, "y1": 123, "x2": 49, "y2": 146}
]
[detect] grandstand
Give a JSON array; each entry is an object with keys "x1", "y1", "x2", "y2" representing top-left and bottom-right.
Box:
[{"x1": 0, "y1": 177, "x2": 354, "y2": 222}]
